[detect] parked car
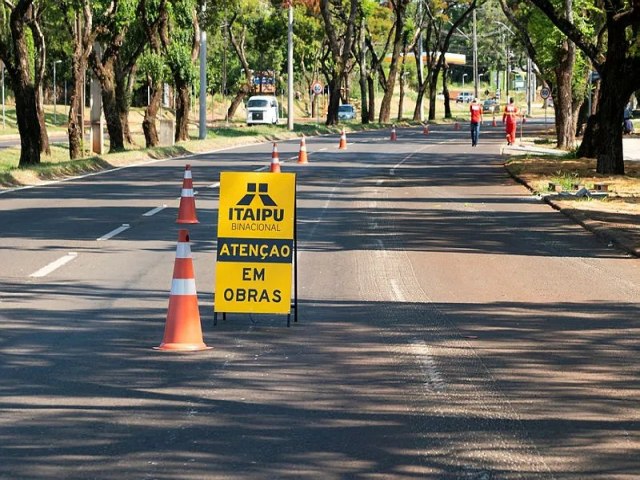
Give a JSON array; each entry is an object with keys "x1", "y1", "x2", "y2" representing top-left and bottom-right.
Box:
[
  {"x1": 338, "y1": 104, "x2": 356, "y2": 120},
  {"x1": 456, "y1": 92, "x2": 474, "y2": 103},
  {"x1": 246, "y1": 95, "x2": 279, "y2": 125},
  {"x1": 483, "y1": 98, "x2": 499, "y2": 113}
]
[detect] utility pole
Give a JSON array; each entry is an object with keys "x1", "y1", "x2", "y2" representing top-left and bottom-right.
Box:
[
  {"x1": 53, "y1": 60, "x2": 62, "y2": 125},
  {"x1": 199, "y1": 3, "x2": 207, "y2": 140},
  {"x1": 287, "y1": 3, "x2": 294, "y2": 130},
  {"x1": 472, "y1": 9, "x2": 478, "y2": 99}
]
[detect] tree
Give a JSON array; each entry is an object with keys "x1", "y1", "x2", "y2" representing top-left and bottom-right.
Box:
[
  {"x1": 139, "y1": 0, "x2": 168, "y2": 147},
  {"x1": 319, "y1": 0, "x2": 358, "y2": 125},
  {"x1": 500, "y1": 0, "x2": 589, "y2": 150},
  {"x1": 224, "y1": 7, "x2": 256, "y2": 121},
  {"x1": 0, "y1": 0, "x2": 42, "y2": 166},
  {"x1": 166, "y1": 0, "x2": 199, "y2": 142},
  {"x1": 378, "y1": 0, "x2": 410, "y2": 123},
  {"x1": 90, "y1": 0, "x2": 140, "y2": 152},
  {"x1": 293, "y1": 4, "x2": 324, "y2": 118},
  {"x1": 527, "y1": 0, "x2": 640, "y2": 174},
  {"x1": 29, "y1": 2, "x2": 49, "y2": 155},
  {"x1": 363, "y1": 3, "x2": 395, "y2": 123},
  {"x1": 424, "y1": 0, "x2": 477, "y2": 122}
]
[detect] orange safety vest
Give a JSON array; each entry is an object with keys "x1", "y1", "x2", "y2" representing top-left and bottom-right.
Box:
[{"x1": 503, "y1": 104, "x2": 518, "y2": 123}]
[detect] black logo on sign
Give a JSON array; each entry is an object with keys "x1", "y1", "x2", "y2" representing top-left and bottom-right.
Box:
[
  {"x1": 229, "y1": 182, "x2": 284, "y2": 223},
  {"x1": 237, "y1": 183, "x2": 277, "y2": 206}
]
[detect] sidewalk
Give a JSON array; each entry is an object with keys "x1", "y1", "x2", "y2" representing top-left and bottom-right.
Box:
[
  {"x1": 502, "y1": 135, "x2": 640, "y2": 161},
  {"x1": 624, "y1": 137, "x2": 640, "y2": 161}
]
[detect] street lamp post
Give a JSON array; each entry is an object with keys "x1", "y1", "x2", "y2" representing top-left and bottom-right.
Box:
[
  {"x1": 462, "y1": 73, "x2": 468, "y2": 92},
  {"x1": 53, "y1": 60, "x2": 62, "y2": 125}
]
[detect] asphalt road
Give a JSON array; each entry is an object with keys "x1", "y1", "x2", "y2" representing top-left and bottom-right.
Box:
[{"x1": 1, "y1": 125, "x2": 639, "y2": 479}]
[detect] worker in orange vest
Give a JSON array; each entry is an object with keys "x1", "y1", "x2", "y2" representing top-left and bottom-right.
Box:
[{"x1": 502, "y1": 97, "x2": 518, "y2": 146}]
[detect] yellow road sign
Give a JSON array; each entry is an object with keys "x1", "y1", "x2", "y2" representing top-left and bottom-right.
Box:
[{"x1": 215, "y1": 172, "x2": 296, "y2": 314}]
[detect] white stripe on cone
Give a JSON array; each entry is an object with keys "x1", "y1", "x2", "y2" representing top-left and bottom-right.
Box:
[
  {"x1": 181, "y1": 188, "x2": 194, "y2": 197},
  {"x1": 175, "y1": 243, "x2": 192, "y2": 259},
  {"x1": 170, "y1": 278, "x2": 197, "y2": 296},
  {"x1": 184, "y1": 171, "x2": 192, "y2": 179}
]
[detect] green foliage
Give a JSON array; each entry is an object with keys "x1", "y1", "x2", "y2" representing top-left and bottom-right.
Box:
[
  {"x1": 165, "y1": 0, "x2": 198, "y2": 84},
  {"x1": 138, "y1": 53, "x2": 167, "y2": 83}
]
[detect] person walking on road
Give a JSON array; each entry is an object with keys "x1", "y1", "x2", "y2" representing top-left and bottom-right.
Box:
[
  {"x1": 503, "y1": 97, "x2": 519, "y2": 145},
  {"x1": 469, "y1": 98, "x2": 483, "y2": 147}
]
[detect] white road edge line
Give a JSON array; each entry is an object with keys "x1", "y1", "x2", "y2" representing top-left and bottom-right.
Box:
[
  {"x1": 142, "y1": 204, "x2": 167, "y2": 217},
  {"x1": 97, "y1": 224, "x2": 130, "y2": 241},
  {"x1": 208, "y1": 182, "x2": 220, "y2": 188},
  {"x1": 29, "y1": 252, "x2": 78, "y2": 278}
]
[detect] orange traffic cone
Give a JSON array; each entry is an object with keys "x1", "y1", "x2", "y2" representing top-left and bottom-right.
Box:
[
  {"x1": 423, "y1": 123, "x2": 430, "y2": 135},
  {"x1": 155, "y1": 229, "x2": 211, "y2": 352},
  {"x1": 492, "y1": 117, "x2": 497, "y2": 127},
  {"x1": 177, "y1": 164, "x2": 198, "y2": 224},
  {"x1": 270, "y1": 142, "x2": 281, "y2": 172},
  {"x1": 390, "y1": 125, "x2": 398, "y2": 141},
  {"x1": 338, "y1": 129, "x2": 347, "y2": 150},
  {"x1": 454, "y1": 122, "x2": 461, "y2": 131},
  {"x1": 297, "y1": 135, "x2": 309, "y2": 164}
]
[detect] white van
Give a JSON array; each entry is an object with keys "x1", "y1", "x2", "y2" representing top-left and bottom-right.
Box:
[{"x1": 246, "y1": 95, "x2": 279, "y2": 125}]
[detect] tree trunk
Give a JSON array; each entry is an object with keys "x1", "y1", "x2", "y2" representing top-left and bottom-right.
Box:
[
  {"x1": 175, "y1": 80, "x2": 190, "y2": 142},
  {"x1": 326, "y1": 77, "x2": 341, "y2": 125},
  {"x1": 227, "y1": 83, "x2": 250, "y2": 120},
  {"x1": 358, "y1": 16, "x2": 368, "y2": 124},
  {"x1": 67, "y1": 49, "x2": 85, "y2": 160},
  {"x1": 92, "y1": 54, "x2": 125, "y2": 153},
  {"x1": 577, "y1": 74, "x2": 627, "y2": 174},
  {"x1": 413, "y1": 82, "x2": 428, "y2": 121},
  {"x1": 143, "y1": 79, "x2": 162, "y2": 147},
  {"x1": 30, "y1": 12, "x2": 49, "y2": 156},
  {"x1": 412, "y1": 44, "x2": 426, "y2": 122},
  {"x1": 116, "y1": 61, "x2": 135, "y2": 145},
  {"x1": 427, "y1": 69, "x2": 439, "y2": 122},
  {"x1": 443, "y1": 66, "x2": 452, "y2": 119},
  {"x1": 101, "y1": 77, "x2": 125, "y2": 152},
  {"x1": 14, "y1": 80, "x2": 41, "y2": 166},
  {"x1": 9, "y1": 2, "x2": 41, "y2": 167},
  {"x1": 367, "y1": 75, "x2": 376, "y2": 123},
  {"x1": 553, "y1": 38, "x2": 575, "y2": 149},
  {"x1": 35, "y1": 84, "x2": 50, "y2": 155}
]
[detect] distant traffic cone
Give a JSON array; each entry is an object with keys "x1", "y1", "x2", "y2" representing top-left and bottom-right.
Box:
[
  {"x1": 423, "y1": 123, "x2": 430, "y2": 135},
  {"x1": 155, "y1": 229, "x2": 211, "y2": 352},
  {"x1": 176, "y1": 164, "x2": 198, "y2": 224},
  {"x1": 454, "y1": 121, "x2": 461, "y2": 130},
  {"x1": 492, "y1": 116, "x2": 497, "y2": 127},
  {"x1": 297, "y1": 135, "x2": 309, "y2": 164},
  {"x1": 270, "y1": 142, "x2": 281, "y2": 172},
  {"x1": 338, "y1": 129, "x2": 347, "y2": 150},
  {"x1": 390, "y1": 125, "x2": 397, "y2": 141}
]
